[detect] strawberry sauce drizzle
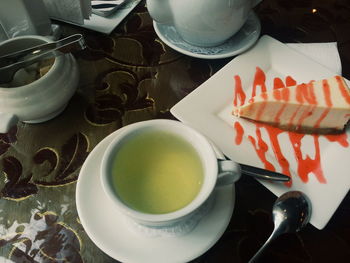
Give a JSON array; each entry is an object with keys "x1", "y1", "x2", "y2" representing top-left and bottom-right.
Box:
[
  {"x1": 232, "y1": 67, "x2": 349, "y2": 186},
  {"x1": 252, "y1": 67, "x2": 267, "y2": 97},
  {"x1": 272, "y1": 78, "x2": 287, "y2": 123},
  {"x1": 274, "y1": 77, "x2": 285, "y2": 90},
  {"x1": 234, "y1": 122, "x2": 244, "y2": 145},
  {"x1": 288, "y1": 105, "x2": 301, "y2": 127},
  {"x1": 255, "y1": 93, "x2": 268, "y2": 121},
  {"x1": 288, "y1": 133, "x2": 326, "y2": 183},
  {"x1": 336, "y1": 76, "x2": 350, "y2": 104},
  {"x1": 314, "y1": 80, "x2": 332, "y2": 129},
  {"x1": 258, "y1": 122, "x2": 292, "y2": 187},
  {"x1": 322, "y1": 79, "x2": 332, "y2": 106},
  {"x1": 286, "y1": 76, "x2": 297, "y2": 86},
  {"x1": 248, "y1": 130, "x2": 276, "y2": 172},
  {"x1": 325, "y1": 133, "x2": 349, "y2": 147},
  {"x1": 233, "y1": 75, "x2": 246, "y2": 106}
]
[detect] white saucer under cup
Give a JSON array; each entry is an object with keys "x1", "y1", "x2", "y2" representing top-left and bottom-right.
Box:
[
  {"x1": 76, "y1": 127, "x2": 235, "y2": 263},
  {"x1": 153, "y1": 11, "x2": 261, "y2": 59}
]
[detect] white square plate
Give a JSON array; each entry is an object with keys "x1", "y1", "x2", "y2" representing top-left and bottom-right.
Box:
[{"x1": 171, "y1": 35, "x2": 350, "y2": 229}]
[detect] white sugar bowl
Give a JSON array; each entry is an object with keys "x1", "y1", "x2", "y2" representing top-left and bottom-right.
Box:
[{"x1": 0, "y1": 35, "x2": 79, "y2": 133}]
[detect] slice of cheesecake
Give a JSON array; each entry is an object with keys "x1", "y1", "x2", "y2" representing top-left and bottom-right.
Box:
[{"x1": 233, "y1": 76, "x2": 350, "y2": 133}]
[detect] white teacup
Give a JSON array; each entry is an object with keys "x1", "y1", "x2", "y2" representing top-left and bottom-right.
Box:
[
  {"x1": 0, "y1": 35, "x2": 79, "y2": 133},
  {"x1": 147, "y1": 0, "x2": 262, "y2": 47},
  {"x1": 100, "y1": 119, "x2": 241, "y2": 228}
]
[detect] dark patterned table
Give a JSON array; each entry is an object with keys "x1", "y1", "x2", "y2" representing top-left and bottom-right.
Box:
[{"x1": 1, "y1": 0, "x2": 350, "y2": 262}]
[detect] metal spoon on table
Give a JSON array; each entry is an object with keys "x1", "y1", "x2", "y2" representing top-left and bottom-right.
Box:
[
  {"x1": 239, "y1": 163, "x2": 290, "y2": 182},
  {"x1": 249, "y1": 191, "x2": 312, "y2": 262},
  {"x1": 0, "y1": 34, "x2": 86, "y2": 84}
]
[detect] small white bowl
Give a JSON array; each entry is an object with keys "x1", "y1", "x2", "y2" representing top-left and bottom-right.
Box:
[{"x1": 0, "y1": 35, "x2": 79, "y2": 133}]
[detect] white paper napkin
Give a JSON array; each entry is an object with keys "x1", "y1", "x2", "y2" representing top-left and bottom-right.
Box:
[
  {"x1": 42, "y1": 0, "x2": 86, "y2": 25},
  {"x1": 80, "y1": 0, "x2": 92, "y2": 20},
  {"x1": 286, "y1": 42, "x2": 342, "y2": 75}
]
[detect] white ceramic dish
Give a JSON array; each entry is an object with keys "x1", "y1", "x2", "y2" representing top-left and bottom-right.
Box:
[
  {"x1": 147, "y1": 0, "x2": 259, "y2": 47},
  {"x1": 76, "y1": 127, "x2": 235, "y2": 263},
  {"x1": 171, "y1": 35, "x2": 350, "y2": 230},
  {"x1": 153, "y1": 11, "x2": 261, "y2": 59},
  {"x1": 0, "y1": 35, "x2": 79, "y2": 133}
]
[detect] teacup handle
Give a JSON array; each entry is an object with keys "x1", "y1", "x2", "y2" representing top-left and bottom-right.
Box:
[
  {"x1": 0, "y1": 112, "x2": 18, "y2": 133},
  {"x1": 216, "y1": 160, "x2": 241, "y2": 187},
  {"x1": 208, "y1": 139, "x2": 241, "y2": 186}
]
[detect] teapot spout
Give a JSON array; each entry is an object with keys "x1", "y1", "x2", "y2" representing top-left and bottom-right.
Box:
[{"x1": 146, "y1": 0, "x2": 173, "y2": 24}]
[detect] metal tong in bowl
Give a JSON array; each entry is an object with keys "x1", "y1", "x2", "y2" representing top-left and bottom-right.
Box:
[{"x1": 0, "y1": 34, "x2": 86, "y2": 84}]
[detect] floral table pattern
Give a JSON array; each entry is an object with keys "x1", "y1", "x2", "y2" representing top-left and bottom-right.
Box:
[{"x1": 1, "y1": 1, "x2": 350, "y2": 262}]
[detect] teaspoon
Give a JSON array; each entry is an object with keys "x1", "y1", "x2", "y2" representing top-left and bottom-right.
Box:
[
  {"x1": 210, "y1": 141, "x2": 290, "y2": 182},
  {"x1": 249, "y1": 191, "x2": 312, "y2": 262}
]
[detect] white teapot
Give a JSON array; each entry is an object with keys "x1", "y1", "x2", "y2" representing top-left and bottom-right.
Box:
[{"x1": 147, "y1": 0, "x2": 261, "y2": 47}]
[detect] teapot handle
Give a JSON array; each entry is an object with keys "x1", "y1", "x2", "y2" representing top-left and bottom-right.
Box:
[{"x1": 0, "y1": 112, "x2": 18, "y2": 133}]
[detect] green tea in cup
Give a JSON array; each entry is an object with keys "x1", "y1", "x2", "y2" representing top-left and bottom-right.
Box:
[
  {"x1": 100, "y1": 119, "x2": 240, "y2": 228},
  {"x1": 111, "y1": 130, "x2": 204, "y2": 214}
]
